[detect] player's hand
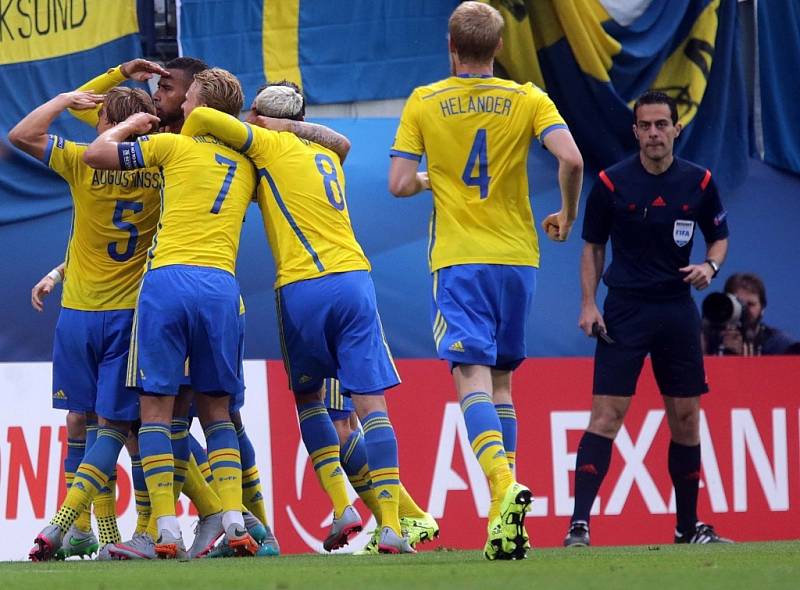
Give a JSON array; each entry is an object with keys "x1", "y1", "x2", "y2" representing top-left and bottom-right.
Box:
[
  {"x1": 121, "y1": 59, "x2": 170, "y2": 82},
  {"x1": 59, "y1": 91, "x2": 105, "y2": 111},
  {"x1": 31, "y1": 276, "x2": 56, "y2": 312},
  {"x1": 417, "y1": 171, "x2": 430, "y2": 191},
  {"x1": 251, "y1": 115, "x2": 290, "y2": 132},
  {"x1": 579, "y1": 302, "x2": 605, "y2": 336},
  {"x1": 541, "y1": 210, "x2": 575, "y2": 242},
  {"x1": 124, "y1": 112, "x2": 160, "y2": 135},
  {"x1": 679, "y1": 263, "x2": 714, "y2": 290}
]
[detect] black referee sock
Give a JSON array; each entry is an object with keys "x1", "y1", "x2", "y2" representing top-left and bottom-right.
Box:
[
  {"x1": 669, "y1": 440, "x2": 701, "y2": 535},
  {"x1": 572, "y1": 431, "x2": 613, "y2": 524}
]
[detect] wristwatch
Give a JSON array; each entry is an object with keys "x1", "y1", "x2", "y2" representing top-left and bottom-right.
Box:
[{"x1": 705, "y1": 259, "x2": 720, "y2": 278}]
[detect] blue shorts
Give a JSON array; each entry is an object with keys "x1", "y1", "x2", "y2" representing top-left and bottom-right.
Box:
[
  {"x1": 593, "y1": 289, "x2": 709, "y2": 397},
  {"x1": 52, "y1": 308, "x2": 140, "y2": 421},
  {"x1": 185, "y1": 311, "x2": 246, "y2": 418},
  {"x1": 324, "y1": 377, "x2": 354, "y2": 422},
  {"x1": 432, "y1": 264, "x2": 536, "y2": 370},
  {"x1": 128, "y1": 265, "x2": 243, "y2": 396},
  {"x1": 276, "y1": 271, "x2": 401, "y2": 395}
]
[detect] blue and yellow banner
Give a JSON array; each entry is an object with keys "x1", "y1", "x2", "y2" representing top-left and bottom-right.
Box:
[
  {"x1": 0, "y1": 0, "x2": 141, "y2": 225},
  {"x1": 492, "y1": 0, "x2": 748, "y2": 190},
  {"x1": 177, "y1": 0, "x2": 457, "y2": 104}
]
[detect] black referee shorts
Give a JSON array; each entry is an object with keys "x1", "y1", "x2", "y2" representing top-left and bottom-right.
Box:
[{"x1": 592, "y1": 289, "x2": 709, "y2": 397}]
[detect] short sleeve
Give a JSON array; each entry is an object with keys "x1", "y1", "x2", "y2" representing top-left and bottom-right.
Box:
[
  {"x1": 119, "y1": 134, "x2": 176, "y2": 170},
  {"x1": 581, "y1": 173, "x2": 614, "y2": 245},
  {"x1": 696, "y1": 173, "x2": 729, "y2": 243},
  {"x1": 528, "y1": 85, "x2": 568, "y2": 143},
  {"x1": 390, "y1": 90, "x2": 424, "y2": 161},
  {"x1": 45, "y1": 135, "x2": 83, "y2": 184}
]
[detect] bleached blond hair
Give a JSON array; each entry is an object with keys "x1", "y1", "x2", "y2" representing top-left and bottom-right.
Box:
[{"x1": 254, "y1": 83, "x2": 305, "y2": 120}]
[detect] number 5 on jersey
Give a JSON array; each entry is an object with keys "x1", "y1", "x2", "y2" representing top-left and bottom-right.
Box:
[{"x1": 462, "y1": 128, "x2": 491, "y2": 199}]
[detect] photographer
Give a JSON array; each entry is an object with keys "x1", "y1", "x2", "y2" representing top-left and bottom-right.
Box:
[{"x1": 702, "y1": 273, "x2": 800, "y2": 355}]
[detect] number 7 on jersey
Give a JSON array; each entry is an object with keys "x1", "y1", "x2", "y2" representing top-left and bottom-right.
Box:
[{"x1": 210, "y1": 153, "x2": 238, "y2": 214}]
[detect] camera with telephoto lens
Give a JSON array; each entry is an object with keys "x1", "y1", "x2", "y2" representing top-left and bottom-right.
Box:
[{"x1": 701, "y1": 292, "x2": 743, "y2": 327}]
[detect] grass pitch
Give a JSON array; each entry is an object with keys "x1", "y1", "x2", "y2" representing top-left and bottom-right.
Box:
[{"x1": 2, "y1": 542, "x2": 798, "y2": 590}]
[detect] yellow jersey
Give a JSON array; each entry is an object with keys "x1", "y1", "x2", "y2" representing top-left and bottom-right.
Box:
[
  {"x1": 121, "y1": 132, "x2": 257, "y2": 275},
  {"x1": 69, "y1": 66, "x2": 126, "y2": 127},
  {"x1": 45, "y1": 135, "x2": 161, "y2": 310},
  {"x1": 391, "y1": 75, "x2": 567, "y2": 271},
  {"x1": 181, "y1": 107, "x2": 370, "y2": 288}
]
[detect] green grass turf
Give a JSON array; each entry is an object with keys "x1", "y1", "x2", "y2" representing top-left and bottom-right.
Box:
[{"x1": 2, "y1": 542, "x2": 799, "y2": 590}]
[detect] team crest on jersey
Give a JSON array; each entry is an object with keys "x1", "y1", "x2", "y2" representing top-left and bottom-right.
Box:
[{"x1": 673, "y1": 220, "x2": 695, "y2": 247}]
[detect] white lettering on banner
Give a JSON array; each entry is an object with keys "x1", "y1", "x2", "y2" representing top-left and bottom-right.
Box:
[
  {"x1": 605, "y1": 411, "x2": 668, "y2": 515},
  {"x1": 0, "y1": 361, "x2": 272, "y2": 561},
  {"x1": 428, "y1": 402, "x2": 490, "y2": 518},
  {"x1": 732, "y1": 409, "x2": 789, "y2": 512},
  {"x1": 551, "y1": 411, "x2": 599, "y2": 517}
]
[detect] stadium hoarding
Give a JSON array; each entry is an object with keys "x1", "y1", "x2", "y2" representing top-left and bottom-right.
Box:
[{"x1": 0, "y1": 358, "x2": 797, "y2": 560}]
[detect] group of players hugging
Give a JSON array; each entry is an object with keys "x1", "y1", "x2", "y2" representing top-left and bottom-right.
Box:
[{"x1": 11, "y1": 1, "x2": 731, "y2": 564}]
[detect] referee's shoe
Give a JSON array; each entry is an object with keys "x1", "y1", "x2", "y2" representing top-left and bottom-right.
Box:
[
  {"x1": 674, "y1": 522, "x2": 733, "y2": 544},
  {"x1": 563, "y1": 520, "x2": 590, "y2": 547}
]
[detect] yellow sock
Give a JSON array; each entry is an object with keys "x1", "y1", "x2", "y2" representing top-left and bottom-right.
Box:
[
  {"x1": 242, "y1": 465, "x2": 269, "y2": 526},
  {"x1": 182, "y1": 456, "x2": 223, "y2": 517},
  {"x1": 349, "y1": 465, "x2": 381, "y2": 518},
  {"x1": 145, "y1": 514, "x2": 158, "y2": 540},
  {"x1": 64, "y1": 471, "x2": 92, "y2": 532},
  {"x1": 310, "y1": 445, "x2": 351, "y2": 518},
  {"x1": 94, "y1": 477, "x2": 121, "y2": 545},
  {"x1": 207, "y1": 447, "x2": 242, "y2": 513},
  {"x1": 472, "y1": 432, "x2": 513, "y2": 522},
  {"x1": 141, "y1": 452, "x2": 176, "y2": 520},
  {"x1": 50, "y1": 463, "x2": 107, "y2": 531},
  {"x1": 398, "y1": 483, "x2": 426, "y2": 519},
  {"x1": 371, "y1": 467, "x2": 401, "y2": 534},
  {"x1": 487, "y1": 466, "x2": 515, "y2": 522},
  {"x1": 506, "y1": 451, "x2": 516, "y2": 473}
]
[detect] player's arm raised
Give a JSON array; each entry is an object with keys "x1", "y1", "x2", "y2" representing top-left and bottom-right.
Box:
[
  {"x1": 69, "y1": 60, "x2": 169, "y2": 126},
  {"x1": 181, "y1": 106, "x2": 252, "y2": 149},
  {"x1": 83, "y1": 112, "x2": 160, "y2": 169},
  {"x1": 251, "y1": 115, "x2": 351, "y2": 163},
  {"x1": 8, "y1": 91, "x2": 105, "y2": 161},
  {"x1": 540, "y1": 128, "x2": 583, "y2": 242}
]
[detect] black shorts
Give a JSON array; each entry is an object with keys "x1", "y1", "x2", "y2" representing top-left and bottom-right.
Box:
[{"x1": 593, "y1": 290, "x2": 709, "y2": 397}]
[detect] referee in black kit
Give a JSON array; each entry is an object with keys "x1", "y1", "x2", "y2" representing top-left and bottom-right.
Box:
[{"x1": 564, "y1": 91, "x2": 732, "y2": 547}]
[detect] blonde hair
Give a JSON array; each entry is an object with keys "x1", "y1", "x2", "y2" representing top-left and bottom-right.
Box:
[
  {"x1": 255, "y1": 84, "x2": 304, "y2": 120},
  {"x1": 103, "y1": 87, "x2": 156, "y2": 124},
  {"x1": 193, "y1": 68, "x2": 244, "y2": 116},
  {"x1": 449, "y1": 1, "x2": 504, "y2": 64}
]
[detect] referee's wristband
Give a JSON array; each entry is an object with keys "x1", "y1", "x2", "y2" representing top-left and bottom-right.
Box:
[
  {"x1": 705, "y1": 259, "x2": 720, "y2": 278},
  {"x1": 47, "y1": 268, "x2": 63, "y2": 284}
]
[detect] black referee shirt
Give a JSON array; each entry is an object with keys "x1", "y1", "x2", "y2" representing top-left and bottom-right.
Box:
[{"x1": 582, "y1": 154, "x2": 729, "y2": 297}]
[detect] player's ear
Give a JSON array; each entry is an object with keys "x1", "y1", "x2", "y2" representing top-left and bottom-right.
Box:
[
  {"x1": 495, "y1": 37, "x2": 504, "y2": 55},
  {"x1": 674, "y1": 122, "x2": 682, "y2": 137}
]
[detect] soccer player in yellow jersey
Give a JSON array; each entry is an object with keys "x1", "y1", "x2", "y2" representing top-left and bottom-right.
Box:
[
  {"x1": 179, "y1": 82, "x2": 413, "y2": 553},
  {"x1": 9, "y1": 87, "x2": 162, "y2": 562},
  {"x1": 83, "y1": 68, "x2": 258, "y2": 559},
  {"x1": 389, "y1": 2, "x2": 584, "y2": 560}
]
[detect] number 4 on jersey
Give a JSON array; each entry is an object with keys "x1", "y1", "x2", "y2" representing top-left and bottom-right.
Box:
[{"x1": 462, "y1": 128, "x2": 491, "y2": 199}]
